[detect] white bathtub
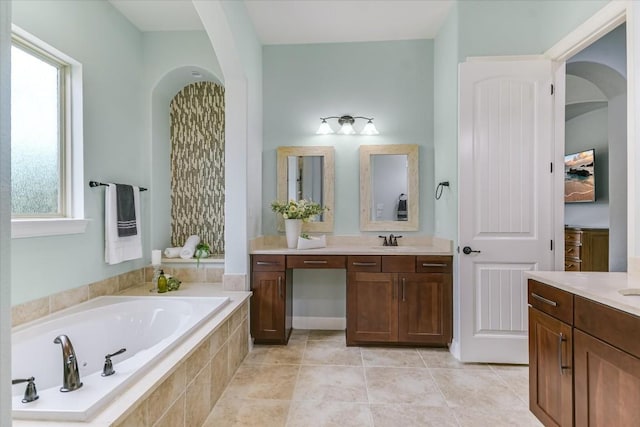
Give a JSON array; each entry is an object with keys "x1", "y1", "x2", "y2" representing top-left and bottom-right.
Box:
[{"x1": 11, "y1": 295, "x2": 230, "y2": 421}]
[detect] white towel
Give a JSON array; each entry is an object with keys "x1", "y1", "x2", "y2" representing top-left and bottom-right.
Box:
[
  {"x1": 164, "y1": 247, "x2": 182, "y2": 258},
  {"x1": 180, "y1": 235, "x2": 200, "y2": 259},
  {"x1": 105, "y1": 184, "x2": 142, "y2": 265}
]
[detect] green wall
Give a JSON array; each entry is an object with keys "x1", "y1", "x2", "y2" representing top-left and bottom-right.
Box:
[
  {"x1": 263, "y1": 40, "x2": 434, "y2": 236},
  {"x1": 11, "y1": 0, "x2": 146, "y2": 304},
  {"x1": 10, "y1": 2, "x2": 222, "y2": 304},
  {"x1": 434, "y1": 2, "x2": 460, "y2": 241}
]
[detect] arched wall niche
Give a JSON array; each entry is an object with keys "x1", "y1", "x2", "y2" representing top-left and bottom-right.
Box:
[
  {"x1": 170, "y1": 81, "x2": 225, "y2": 253},
  {"x1": 150, "y1": 66, "x2": 224, "y2": 251}
]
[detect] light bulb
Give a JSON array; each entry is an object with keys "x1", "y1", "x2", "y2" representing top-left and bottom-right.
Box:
[
  {"x1": 316, "y1": 119, "x2": 334, "y2": 135},
  {"x1": 360, "y1": 120, "x2": 379, "y2": 135},
  {"x1": 338, "y1": 122, "x2": 356, "y2": 135}
]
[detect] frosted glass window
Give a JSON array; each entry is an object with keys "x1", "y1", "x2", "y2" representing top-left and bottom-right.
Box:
[{"x1": 11, "y1": 41, "x2": 66, "y2": 217}]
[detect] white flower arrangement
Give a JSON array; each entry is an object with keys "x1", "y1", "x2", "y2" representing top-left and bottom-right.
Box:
[{"x1": 271, "y1": 199, "x2": 326, "y2": 221}]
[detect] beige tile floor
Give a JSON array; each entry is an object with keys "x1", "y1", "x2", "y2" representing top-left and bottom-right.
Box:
[{"x1": 202, "y1": 330, "x2": 543, "y2": 427}]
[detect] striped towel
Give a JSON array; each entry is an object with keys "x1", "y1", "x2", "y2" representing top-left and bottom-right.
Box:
[{"x1": 116, "y1": 184, "x2": 137, "y2": 237}]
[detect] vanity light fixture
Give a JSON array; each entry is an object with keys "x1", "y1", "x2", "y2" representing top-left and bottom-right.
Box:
[{"x1": 316, "y1": 115, "x2": 379, "y2": 135}]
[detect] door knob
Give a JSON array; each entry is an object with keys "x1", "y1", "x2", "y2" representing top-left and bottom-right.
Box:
[{"x1": 462, "y1": 246, "x2": 481, "y2": 255}]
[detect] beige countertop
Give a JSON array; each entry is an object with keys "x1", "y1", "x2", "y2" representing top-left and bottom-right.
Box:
[
  {"x1": 525, "y1": 271, "x2": 640, "y2": 318},
  {"x1": 250, "y1": 234, "x2": 453, "y2": 256}
]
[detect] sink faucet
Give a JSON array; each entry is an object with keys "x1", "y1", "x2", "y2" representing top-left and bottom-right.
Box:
[
  {"x1": 53, "y1": 334, "x2": 83, "y2": 392},
  {"x1": 389, "y1": 234, "x2": 402, "y2": 246}
]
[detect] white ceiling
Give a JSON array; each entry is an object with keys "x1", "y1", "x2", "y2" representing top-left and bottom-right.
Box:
[{"x1": 108, "y1": 0, "x2": 453, "y2": 44}]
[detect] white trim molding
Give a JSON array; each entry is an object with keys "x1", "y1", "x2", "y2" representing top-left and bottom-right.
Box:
[
  {"x1": 545, "y1": 1, "x2": 627, "y2": 61},
  {"x1": 11, "y1": 218, "x2": 89, "y2": 239}
]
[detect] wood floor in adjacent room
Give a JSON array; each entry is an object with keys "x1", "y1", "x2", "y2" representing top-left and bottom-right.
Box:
[{"x1": 202, "y1": 330, "x2": 542, "y2": 427}]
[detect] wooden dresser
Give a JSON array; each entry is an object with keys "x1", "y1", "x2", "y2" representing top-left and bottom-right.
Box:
[{"x1": 564, "y1": 227, "x2": 609, "y2": 272}]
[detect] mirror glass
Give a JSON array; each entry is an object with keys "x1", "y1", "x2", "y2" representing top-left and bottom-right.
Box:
[
  {"x1": 286, "y1": 155, "x2": 324, "y2": 221},
  {"x1": 360, "y1": 144, "x2": 419, "y2": 231},
  {"x1": 277, "y1": 146, "x2": 334, "y2": 232},
  {"x1": 370, "y1": 154, "x2": 408, "y2": 222}
]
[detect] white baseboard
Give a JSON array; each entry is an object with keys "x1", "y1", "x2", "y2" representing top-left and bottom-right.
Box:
[
  {"x1": 292, "y1": 316, "x2": 345, "y2": 330},
  {"x1": 449, "y1": 339, "x2": 461, "y2": 361}
]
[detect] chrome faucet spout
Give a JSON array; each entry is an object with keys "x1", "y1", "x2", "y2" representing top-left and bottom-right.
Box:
[{"x1": 53, "y1": 334, "x2": 83, "y2": 392}]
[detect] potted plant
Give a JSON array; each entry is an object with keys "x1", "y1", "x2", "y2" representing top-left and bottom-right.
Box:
[
  {"x1": 195, "y1": 242, "x2": 210, "y2": 267},
  {"x1": 271, "y1": 199, "x2": 326, "y2": 248}
]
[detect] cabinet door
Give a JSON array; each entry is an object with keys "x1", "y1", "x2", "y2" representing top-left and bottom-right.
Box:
[
  {"x1": 346, "y1": 272, "x2": 397, "y2": 345},
  {"x1": 251, "y1": 271, "x2": 288, "y2": 344},
  {"x1": 574, "y1": 329, "x2": 640, "y2": 427},
  {"x1": 528, "y1": 307, "x2": 573, "y2": 427},
  {"x1": 398, "y1": 273, "x2": 452, "y2": 345}
]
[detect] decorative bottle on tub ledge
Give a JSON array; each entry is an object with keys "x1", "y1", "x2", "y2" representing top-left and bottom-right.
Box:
[{"x1": 157, "y1": 270, "x2": 167, "y2": 293}]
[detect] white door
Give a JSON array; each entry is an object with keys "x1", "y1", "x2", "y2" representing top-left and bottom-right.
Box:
[{"x1": 458, "y1": 59, "x2": 555, "y2": 364}]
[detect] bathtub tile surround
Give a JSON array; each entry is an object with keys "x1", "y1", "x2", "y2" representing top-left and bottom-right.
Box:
[
  {"x1": 114, "y1": 296, "x2": 249, "y2": 427},
  {"x1": 49, "y1": 284, "x2": 90, "y2": 313},
  {"x1": 204, "y1": 333, "x2": 542, "y2": 427},
  {"x1": 222, "y1": 273, "x2": 247, "y2": 291},
  {"x1": 144, "y1": 264, "x2": 225, "y2": 284},
  {"x1": 12, "y1": 263, "x2": 226, "y2": 328},
  {"x1": 11, "y1": 269, "x2": 142, "y2": 327}
]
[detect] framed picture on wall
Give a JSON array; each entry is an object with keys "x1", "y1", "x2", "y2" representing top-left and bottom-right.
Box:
[{"x1": 564, "y1": 148, "x2": 595, "y2": 203}]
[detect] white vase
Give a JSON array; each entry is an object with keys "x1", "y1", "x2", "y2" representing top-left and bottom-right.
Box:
[{"x1": 284, "y1": 219, "x2": 303, "y2": 249}]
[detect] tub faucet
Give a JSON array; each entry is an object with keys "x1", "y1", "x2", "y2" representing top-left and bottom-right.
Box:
[{"x1": 53, "y1": 334, "x2": 83, "y2": 392}]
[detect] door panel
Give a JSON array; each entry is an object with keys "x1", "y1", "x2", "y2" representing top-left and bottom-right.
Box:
[{"x1": 459, "y1": 59, "x2": 554, "y2": 363}]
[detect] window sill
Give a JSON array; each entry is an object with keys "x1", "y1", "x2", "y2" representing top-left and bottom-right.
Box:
[{"x1": 11, "y1": 218, "x2": 89, "y2": 239}]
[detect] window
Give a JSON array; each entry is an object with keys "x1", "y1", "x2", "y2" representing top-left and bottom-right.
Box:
[
  {"x1": 11, "y1": 37, "x2": 66, "y2": 217},
  {"x1": 10, "y1": 27, "x2": 86, "y2": 238}
]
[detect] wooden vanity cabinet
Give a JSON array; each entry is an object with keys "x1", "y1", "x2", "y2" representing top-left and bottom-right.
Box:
[
  {"x1": 346, "y1": 271, "x2": 398, "y2": 343},
  {"x1": 528, "y1": 280, "x2": 574, "y2": 427},
  {"x1": 346, "y1": 255, "x2": 452, "y2": 346},
  {"x1": 250, "y1": 255, "x2": 292, "y2": 344},
  {"x1": 528, "y1": 279, "x2": 640, "y2": 427},
  {"x1": 573, "y1": 296, "x2": 640, "y2": 427}
]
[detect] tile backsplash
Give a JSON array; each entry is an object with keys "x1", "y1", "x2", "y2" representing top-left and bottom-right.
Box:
[{"x1": 12, "y1": 264, "x2": 224, "y2": 327}]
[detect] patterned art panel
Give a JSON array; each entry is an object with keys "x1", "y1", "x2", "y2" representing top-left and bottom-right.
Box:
[{"x1": 170, "y1": 82, "x2": 225, "y2": 254}]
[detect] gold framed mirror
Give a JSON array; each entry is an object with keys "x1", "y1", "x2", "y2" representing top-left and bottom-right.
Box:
[
  {"x1": 277, "y1": 146, "x2": 335, "y2": 232},
  {"x1": 359, "y1": 144, "x2": 419, "y2": 231}
]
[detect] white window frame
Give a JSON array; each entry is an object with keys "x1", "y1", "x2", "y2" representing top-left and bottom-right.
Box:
[{"x1": 10, "y1": 25, "x2": 87, "y2": 238}]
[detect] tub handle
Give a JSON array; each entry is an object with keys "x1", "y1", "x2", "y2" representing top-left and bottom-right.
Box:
[
  {"x1": 102, "y1": 348, "x2": 127, "y2": 377},
  {"x1": 107, "y1": 348, "x2": 127, "y2": 359},
  {"x1": 12, "y1": 377, "x2": 39, "y2": 403}
]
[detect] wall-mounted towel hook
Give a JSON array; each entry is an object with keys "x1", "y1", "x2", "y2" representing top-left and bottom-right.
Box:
[{"x1": 435, "y1": 181, "x2": 449, "y2": 200}]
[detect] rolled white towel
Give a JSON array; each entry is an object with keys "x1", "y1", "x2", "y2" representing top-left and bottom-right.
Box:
[
  {"x1": 164, "y1": 247, "x2": 182, "y2": 258},
  {"x1": 180, "y1": 235, "x2": 201, "y2": 259}
]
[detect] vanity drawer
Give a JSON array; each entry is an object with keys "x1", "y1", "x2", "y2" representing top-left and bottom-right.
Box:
[
  {"x1": 565, "y1": 229, "x2": 583, "y2": 245},
  {"x1": 565, "y1": 244, "x2": 581, "y2": 260},
  {"x1": 381, "y1": 256, "x2": 415, "y2": 273},
  {"x1": 416, "y1": 256, "x2": 452, "y2": 273},
  {"x1": 347, "y1": 256, "x2": 381, "y2": 272},
  {"x1": 287, "y1": 255, "x2": 346, "y2": 269},
  {"x1": 528, "y1": 279, "x2": 574, "y2": 325},
  {"x1": 564, "y1": 259, "x2": 581, "y2": 271},
  {"x1": 252, "y1": 255, "x2": 286, "y2": 271},
  {"x1": 575, "y1": 296, "x2": 640, "y2": 357}
]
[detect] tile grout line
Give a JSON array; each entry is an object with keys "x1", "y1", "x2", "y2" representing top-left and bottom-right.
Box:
[
  {"x1": 284, "y1": 334, "x2": 307, "y2": 427},
  {"x1": 418, "y1": 349, "x2": 462, "y2": 426}
]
